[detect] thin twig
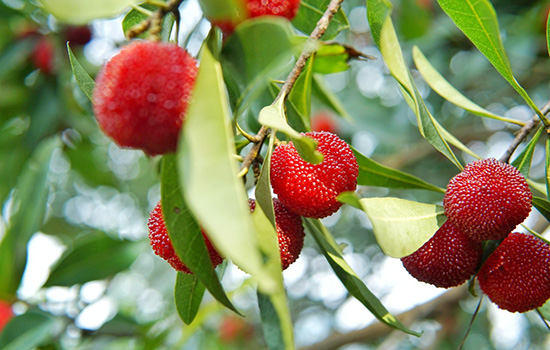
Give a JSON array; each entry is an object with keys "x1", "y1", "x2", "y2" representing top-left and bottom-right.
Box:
[
  {"x1": 500, "y1": 101, "x2": 550, "y2": 163},
  {"x1": 126, "y1": 0, "x2": 184, "y2": 39},
  {"x1": 458, "y1": 296, "x2": 483, "y2": 350},
  {"x1": 239, "y1": 0, "x2": 345, "y2": 172}
]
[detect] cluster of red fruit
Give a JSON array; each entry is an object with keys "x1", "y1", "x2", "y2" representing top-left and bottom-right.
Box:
[
  {"x1": 401, "y1": 159, "x2": 550, "y2": 313},
  {"x1": 90, "y1": 1, "x2": 357, "y2": 273}
]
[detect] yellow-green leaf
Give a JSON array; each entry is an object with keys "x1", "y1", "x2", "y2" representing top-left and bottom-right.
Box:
[{"x1": 40, "y1": 0, "x2": 139, "y2": 24}]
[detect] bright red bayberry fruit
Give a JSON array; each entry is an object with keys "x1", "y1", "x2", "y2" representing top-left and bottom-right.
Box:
[
  {"x1": 249, "y1": 198, "x2": 304, "y2": 270},
  {"x1": 147, "y1": 202, "x2": 223, "y2": 273},
  {"x1": 311, "y1": 111, "x2": 338, "y2": 134},
  {"x1": 270, "y1": 131, "x2": 358, "y2": 218},
  {"x1": 31, "y1": 37, "x2": 54, "y2": 74},
  {"x1": 443, "y1": 158, "x2": 532, "y2": 241},
  {"x1": 401, "y1": 221, "x2": 483, "y2": 288},
  {"x1": 0, "y1": 300, "x2": 13, "y2": 332},
  {"x1": 207, "y1": 0, "x2": 301, "y2": 35},
  {"x1": 92, "y1": 41, "x2": 197, "y2": 156},
  {"x1": 478, "y1": 232, "x2": 550, "y2": 313}
]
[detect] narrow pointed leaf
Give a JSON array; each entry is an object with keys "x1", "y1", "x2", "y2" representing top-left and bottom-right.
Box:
[
  {"x1": 179, "y1": 47, "x2": 277, "y2": 293},
  {"x1": 288, "y1": 56, "x2": 314, "y2": 129},
  {"x1": 412, "y1": 46, "x2": 522, "y2": 126},
  {"x1": 161, "y1": 155, "x2": 240, "y2": 315},
  {"x1": 0, "y1": 311, "x2": 56, "y2": 350},
  {"x1": 358, "y1": 197, "x2": 446, "y2": 258},
  {"x1": 367, "y1": 0, "x2": 462, "y2": 169},
  {"x1": 67, "y1": 43, "x2": 94, "y2": 101},
  {"x1": 259, "y1": 98, "x2": 323, "y2": 164},
  {"x1": 436, "y1": 0, "x2": 543, "y2": 118},
  {"x1": 40, "y1": 0, "x2": 139, "y2": 24},
  {"x1": 258, "y1": 292, "x2": 288, "y2": 350},
  {"x1": 533, "y1": 196, "x2": 550, "y2": 223},
  {"x1": 352, "y1": 147, "x2": 445, "y2": 192},
  {"x1": 511, "y1": 126, "x2": 543, "y2": 177},
  {"x1": 175, "y1": 272, "x2": 206, "y2": 325},
  {"x1": 255, "y1": 134, "x2": 276, "y2": 226},
  {"x1": 304, "y1": 218, "x2": 420, "y2": 336}
]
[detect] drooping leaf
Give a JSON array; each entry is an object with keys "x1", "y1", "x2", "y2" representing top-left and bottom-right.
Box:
[
  {"x1": 367, "y1": 0, "x2": 462, "y2": 170},
  {"x1": 0, "y1": 311, "x2": 56, "y2": 350},
  {"x1": 45, "y1": 232, "x2": 141, "y2": 287},
  {"x1": 292, "y1": 0, "x2": 349, "y2": 40},
  {"x1": 179, "y1": 47, "x2": 277, "y2": 293},
  {"x1": 258, "y1": 292, "x2": 285, "y2": 350},
  {"x1": 352, "y1": 147, "x2": 445, "y2": 193},
  {"x1": 174, "y1": 272, "x2": 206, "y2": 325},
  {"x1": 436, "y1": 0, "x2": 544, "y2": 119},
  {"x1": 161, "y1": 155, "x2": 240, "y2": 315},
  {"x1": 40, "y1": 0, "x2": 139, "y2": 24},
  {"x1": 304, "y1": 218, "x2": 420, "y2": 336},
  {"x1": 259, "y1": 97, "x2": 323, "y2": 164},
  {"x1": 511, "y1": 126, "x2": 543, "y2": 177},
  {"x1": 358, "y1": 197, "x2": 446, "y2": 258},
  {"x1": 0, "y1": 137, "x2": 59, "y2": 297},
  {"x1": 67, "y1": 43, "x2": 94, "y2": 101},
  {"x1": 312, "y1": 74, "x2": 352, "y2": 121},
  {"x1": 412, "y1": 46, "x2": 522, "y2": 126},
  {"x1": 533, "y1": 196, "x2": 550, "y2": 223}
]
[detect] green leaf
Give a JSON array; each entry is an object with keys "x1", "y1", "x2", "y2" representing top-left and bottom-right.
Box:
[
  {"x1": 179, "y1": 47, "x2": 277, "y2": 293},
  {"x1": 258, "y1": 97, "x2": 323, "y2": 164},
  {"x1": 40, "y1": 0, "x2": 139, "y2": 24},
  {"x1": 258, "y1": 292, "x2": 285, "y2": 350},
  {"x1": 367, "y1": 0, "x2": 462, "y2": 170},
  {"x1": 304, "y1": 218, "x2": 420, "y2": 336},
  {"x1": 547, "y1": 11, "x2": 550, "y2": 58},
  {"x1": 539, "y1": 298, "x2": 550, "y2": 321},
  {"x1": 67, "y1": 43, "x2": 95, "y2": 101},
  {"x1": 288, "y1": 56, "x2": 314, "y2": 129},
  {"x1": 0, "y1": 137, "x2": 59, "y2": 297},
  {"x1": 352, "y1": 147, "x2": 445, "y2": 193},
  {"x1": 161, "y1": 155, "x2": 240, "y2": 315},
  {"x1": 0, "y1": 311, "x2": 56, "y2": 350},
  {"x1": 121, "y1": 4, "x2": 155, "y2": 37},
  {"x1": 311, "y1": 43, "x2": 350, "y2": 74},
  {"x1": 174, "y1": 272, "x2": 206, "y2": 325},
  {"x1": 436, "y1": 0, "x2": 544, "y2": 119},
  {"x1": 358, "y1": 197, "x2": 446, "y2": 258},
  {"x1": 511, "y1": 126, "x2": 543, "y2": 177},
  {"x1": 45, "y1": 232, "x2": 140, "y2": 286},
  {"x1": 255, "y1": 134, "x2": 276, "y2": 226},
  {"x1": 412, "y1": 46, "x2": 522, "y2": 126},
  {"x1": 292, "y1": 0, "x2": 349, "y2": 40},
  {"x1": 198, "y1": 0, "x2": 245, "y2": 22},
  {"x1": 312, "y1": 74, "x2": 352, "y2": 121},
  {"x1": 546, "y1": 138, "x2": 550, "y2": 200},
  {"x1": 533, "y1": 196, "x2": 550, "y2": 223}
]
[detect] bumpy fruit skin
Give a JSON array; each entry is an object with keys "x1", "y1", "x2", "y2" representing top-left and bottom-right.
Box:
[
  {"x1": 270, "y1": 131, "x2": 358, "y2": 218},
  {"x1": 478, "y1": 232, "x2": 550, "y2": 313},
  {"x1": 443, "y1": 158, "x2": 532, "y2": 241},
  {"x1": 32, "y1": 38, "x2": 54, "y2": 74},
  {"x1": 249, "y1": 199, "x2": 304, "y2": 270},
  {"x1": 0, "y1": 300, "x2": 13, "y2": 332},
  {"x1": 210, "y1": 0, "x2": 301, "y2": 35},
  {"x1": 401, "y1": 221, "x2": 483, "y2": 288},
  {"x1": 148, "y1": 202, "x2": 222, "y2": 273},
  {"x1": 92, "y1": 41, "x2": 197, "y2": 156}
]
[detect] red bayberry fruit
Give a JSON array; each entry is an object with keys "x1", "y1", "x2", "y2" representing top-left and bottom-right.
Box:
[
  {"x1": 401, "y1": 221, "x2": 483, "y2": 288},
  {"x1": 270, "y1": 131, "x2": 358, "y2": 218},
  {"x1": 147, "y1": 202, "x2": 222, "y2": 273},
  {"x1": 219, "y1": 315, "x2": 254, "y2": 343},
  {"x1": 249, "y1": 198, "x2": 304, "y2": 270},
  {"x1": 0, "y1": 300, "x2": 13, "y2": 332},
  {"x1": 31, "y1": 37, "x2": 54, "y2": 74},
  {"x1": 64, "y1": 25, "x2": 92, "y2": 46},
  {"x1": 478, "y1": 232, "x2": 550, "y2": 313},
  {"x1": 92, "y1": 41, "x2": 198, "y2": 156},
  {"x1": 443, "y1": 158, "x2": 532, "y2": 241},
  {"x1": 207, "y1": 0, "x2": 301, "y2": 35},
  {"x1": 311, "y1": 111, "x2": 338, "y2": 134}
]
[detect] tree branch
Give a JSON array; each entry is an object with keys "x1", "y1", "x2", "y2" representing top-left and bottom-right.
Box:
[
  {"x1": 299, "y1": 286, "x2": 469, "y2": 350},
  {"x1": 499, "y1": 101, "x2": 550, "y2": 163},
  {"x1": 239, "y1": 0, "x2": 345, "y2": 172}
]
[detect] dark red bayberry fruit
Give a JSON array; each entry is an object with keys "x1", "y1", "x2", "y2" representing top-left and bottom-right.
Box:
[
  {"x1": 32, "y1": 37, "x2": 54, "y2": 74},
  {"x1": 64, "y1": 25, "x2": 92, "y2": 46},
  {"x1": 401, "y1": 221, "x2": 483, "y2": 288},
  {"x1": 443, "y1": 158, "x2": 532, "y2": 241},
  {"x1": 148, "y1": 202, "x2": 222, "y2": 273},
  {"x1": 249, "y1": 198, "x2": 304, "y2": 270},
  {"x1": 270, "y1": 131, "x2": 358, "y2": 218},
  {"x1": 478, "y1": 232, "x2": 550, "y2": 313},
  {"x1": 92, "y1": 41, "x2": 197, "y2": 156}
]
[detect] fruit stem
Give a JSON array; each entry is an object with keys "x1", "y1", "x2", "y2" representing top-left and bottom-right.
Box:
[{"x1": 499, "y1": 100, "x2": 550, "y2": 163}]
